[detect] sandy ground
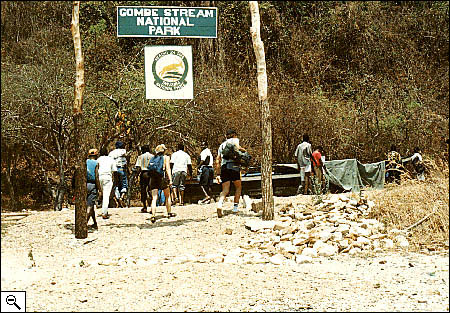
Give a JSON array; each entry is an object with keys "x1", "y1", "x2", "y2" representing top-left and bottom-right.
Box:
[{"x1": 1, "y1": 194, "x2": 449, "y2": 312}]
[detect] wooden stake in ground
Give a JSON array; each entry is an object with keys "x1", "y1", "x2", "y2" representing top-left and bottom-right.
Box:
[
  {"x1": 71, "y1": 1, "x2": 87, "y2": 239},
  {"x1": 249, "y1": 1, "x2": 274, "y2": 220}
]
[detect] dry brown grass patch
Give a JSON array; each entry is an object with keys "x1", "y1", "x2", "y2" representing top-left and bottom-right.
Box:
[{"x1": 368, "y1": 169, "x2": 449, "y2": 252}]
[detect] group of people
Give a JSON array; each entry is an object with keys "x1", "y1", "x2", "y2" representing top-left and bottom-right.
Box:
[
  {"x1": 83, "y1": 130, "x2": 242, "y2": 228},
  {"x1": 84, "y1": 130, "x2": 428, "y2": 229},
  {"x1": 386, "y1": 145, "x2": 425, "y2": 182}
]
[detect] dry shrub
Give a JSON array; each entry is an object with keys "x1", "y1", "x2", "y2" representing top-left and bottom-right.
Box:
[{"x1": 368, "y1": 171, "x2": 449, "y2": 251}]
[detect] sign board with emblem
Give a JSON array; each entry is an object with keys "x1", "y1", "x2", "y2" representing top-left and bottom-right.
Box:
[
  {"x1": 117, "y1": 6, "x2": 217, "y2": 38},
  {"x1": 144, "y1": 46, "x2": 193, "y2": 99}
]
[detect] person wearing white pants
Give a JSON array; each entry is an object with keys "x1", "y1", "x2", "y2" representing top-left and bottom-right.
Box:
[{"x1": 96, "y1": 148, "x2": 118, "y2": 219}]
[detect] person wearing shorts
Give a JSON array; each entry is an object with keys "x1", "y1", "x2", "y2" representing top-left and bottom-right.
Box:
[
  {"x1": 170, "y1": 143, "x2": 192, "y2": 206},
  {"x1": 215, "y1": 129, "x2": 246, "y2": 217},
  {"x1": 294, "y1": 134, "x2": 313, "y2": 195},
  {"x1": 149, "y1": 144, "x2": 176, "y2": 223}
]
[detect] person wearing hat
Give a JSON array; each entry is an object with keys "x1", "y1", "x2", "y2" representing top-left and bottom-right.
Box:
[
  {"x1": 86, "y1": 148, "x2": 100, "y2": 229},
  {"x1": 215, "y1": 129, "x2": 246, "y2": 217},
  {"x1": 108, "y1": 140, "x2": 128, "y2": 207},
  {"x1": 148, "y1": 144, "x2": 176, "y2": 223}
]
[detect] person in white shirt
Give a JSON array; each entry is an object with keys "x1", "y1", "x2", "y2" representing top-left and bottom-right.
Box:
[
  {"x1": 198, "y1": 141, "x2": 214, "y2": 203},
  {"x1": 294, "y1": 134, "x2": 312, "y2": 195},
  {"x1": 170, "y1": 143, "x2": 193, "y2": 206},
  {"x1": 215, "y1": 129, "x2": 246, "y2": 217},
  {"x1": 108, "y1": 141, "x2": 128, "y2": 206},
  {"x1": 134, "y1": 145, "x2": 154, "y2": 213},
  {"x1": 402, "y1": 147, "x2": 425, "y2": 181},
  {"x1": 95, "y1": 147, "x2": 118, "y2": 219}
]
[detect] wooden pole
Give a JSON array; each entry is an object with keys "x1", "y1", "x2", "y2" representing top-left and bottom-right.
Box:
[
  {"x1": 249, "y1": 1, "x2": 274, "y2": 220},
  {"x1": 71, "y1": 1, "x2": 87, "y2": 239}
]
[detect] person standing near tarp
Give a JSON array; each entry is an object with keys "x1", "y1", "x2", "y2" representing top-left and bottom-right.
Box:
[
  {"x1": 96, "y1": 147, "x2": 118, "y2": 219},
  {"x1": 402, "y1": 147, "x2": 425, "y2": 181},
  {"x1": 86, "y1": 148, "x2": 99, "y2": 229},
  {"x1": 134, "y1": 145, "x2": 154, "y2": 213},
  {"x1": 215, "y1": 129, "x2": 246, "y2": 217},
  {"x1": 312, "y1": 146, "x2": 324, "y2": 190},
  {"x1": 109, "y1": 141, "x2": 128, "y2": 207},
  {"x1": 294, "y1": 134, "x2": 313, "y2": 195},
  {"x1": 170, "y1": 143, "x2": 193, "y2": 206},
  {"x1": 198, "y1": 141, "x2": 214, "y2": 204}
]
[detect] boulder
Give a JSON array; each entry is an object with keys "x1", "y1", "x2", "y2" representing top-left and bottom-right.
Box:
[
  {"x1": 330, "y1": 231, "x2": 343, "y2": 242},
  {"x1": 269, "y1": 254, "x2": 285, "y2": 265},
  {"x1": 349, "y1": 247, "x2": 361, "y2": 255},
  {"x1": 245, "y1": 220, "x2": 276, "y2": 232},
  {"x1": 295, "y1": 255, "x2": 313, "y2": 264},
  {"x1": 301, "y1": 247, "x2": 318, "y2": 258},
  {"x1": 277, "y1": 241, "x2": 298, "y2": 254},
  {"x1": 381, "y1": 238, "x2": 394, "y2": 249},
  {"x1": 317, "y1": 243, "x2": 338, "y2": 257}
]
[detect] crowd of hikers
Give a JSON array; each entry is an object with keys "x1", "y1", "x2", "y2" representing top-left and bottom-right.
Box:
[{"x1": 84, "y1": 130, "x2": 428, "y2": 230}]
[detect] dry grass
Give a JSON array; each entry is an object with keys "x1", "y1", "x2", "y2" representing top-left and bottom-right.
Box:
[{"x1": 368, "y1": 159, "x2": 449, "y2": 252}]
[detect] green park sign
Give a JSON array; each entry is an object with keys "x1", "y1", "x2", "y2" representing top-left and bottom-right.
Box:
[{"x1": 117, "y1": 6, "x2": 217, "y2": 38}]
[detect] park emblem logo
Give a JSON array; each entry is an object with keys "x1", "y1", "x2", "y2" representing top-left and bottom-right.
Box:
[{"x1": 152, "y1": 50, "x2": 189, "y2": 92}]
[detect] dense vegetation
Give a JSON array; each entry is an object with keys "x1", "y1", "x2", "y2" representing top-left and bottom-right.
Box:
[{"x1": 1, "y1": 1, "x2": 449, "y2": 210}]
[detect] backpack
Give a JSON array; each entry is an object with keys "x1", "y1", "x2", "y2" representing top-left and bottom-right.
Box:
[
  {"x1": 148, "y1": 154, "x2": 164, "y2": 177},
  {"x1": 222, "y1": 142, "x2": 239, "y2": 161},
  {"x1": 236, "y1": 150, "x2": 252, "y2": 167}
]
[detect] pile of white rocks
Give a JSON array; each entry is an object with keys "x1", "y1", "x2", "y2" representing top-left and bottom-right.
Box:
[{"x1": 243, "y1": 193, "x2": 410, "y2": 264}]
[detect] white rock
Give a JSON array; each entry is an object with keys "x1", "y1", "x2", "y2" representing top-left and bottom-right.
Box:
[
  {"x1": 349, "y1": 199, "x2": 358, "y2": 206},
  {"x1": 349, "y1": 247, "x2": 361, "y2": 255},
  {"x1": 356, "y1": 236, "x2": 371, "y2": 245},
  {"x1": 395, "y1": 235, "x2": 409, "y2": 248},
  {"x1": 338, "y1": 239, "x2": 350, "y2": 249},
  {"x1": 317, "y1": 243, "x2": 338, "y2": 257},
  {"x1": 336, "y1": 224, "x2": 350, "y2": 235},
  {"x1": 367, "y1": 200, "x2": 375, "y2": 208},
  {"x1": 381, "y1": 238, "x2": 394, "y2": 249},
  {"x1": 295, "y1": 255, "x2": 313, "y2": 264},
  {"x1": 278, "y1": 241, "x2": 298, "y2": 254},
  {"x1": 245, "y1": 220, "x2": 276, "y2": 232},
  {"x1": 318, "y1": 229, "x2": 333, "y2": 242},
  {"x1": 223, "y1": 255, "x2": 240, "y2": 264},
  {"x1": 355, "y1": 226, "x2": 371, "y2": 237},
  {"x1": 269, "y1": 254, "x2": 285, "y2": 265},
  {"x1": 313, "y1": 240, "x2": 327, "y2": 250},
  {"x1": 302, "y1": 247, "x2": 318, "y2": 258},
  {"x1": 292, "y1": 234, "x2": 309, "y2": 246},
  {"x1": 280, "y1": 234, "x2": 294, "y2": 241},
  {"x1": 330, "y1": 231, "x2": 343, "y2": 242}
]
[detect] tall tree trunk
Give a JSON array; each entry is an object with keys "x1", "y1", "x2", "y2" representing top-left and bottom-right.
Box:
[
  {"x1": 249, "y1": 1, "x2": 274, "y2": 220},
  {"x1": 71, "y1": 1, "x2": 87, "y2": 239}
]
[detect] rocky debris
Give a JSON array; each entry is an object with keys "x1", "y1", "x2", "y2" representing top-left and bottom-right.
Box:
[{"x1": 239, "y1": 193, "x2": 411, "y2": 262}]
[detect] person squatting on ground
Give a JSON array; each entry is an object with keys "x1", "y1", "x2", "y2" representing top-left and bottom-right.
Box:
[
  {"x1": 294, "y1": 134, "x2": 313, "y2": 195},
  {"x1": 311, "y1": 146, "x2": 324, "y2": 191},
  {"x1": 170, "y1": 143, "x2": 193, "y2": 206},
  {"x1": 109, "y1": 141, "x2": 128, "y2": 206},
  {"x1": 149, "y1": 144, "x2": 176, "y2": 223},
  {"x1": 96, "y1": 147, "x2": 118, "y2": 219},
  {"x1": 215, "y1": 129, "x2": 246, "y2": 217},
  {"x1": 402, "y1": 147, "x2": 425, "y2": 181},
  {"x1": 134, "y1": 145, "x2": 154, "y2": 213},
  {"x1": 86, "y1": 148, "x2": 99, "y2": 229},
  {"x1": 198, "y1": 141, "x2": 215, "y2": 204},
  {"x1": 386, "y1": 144, "x2": 403, "y2": 183}
]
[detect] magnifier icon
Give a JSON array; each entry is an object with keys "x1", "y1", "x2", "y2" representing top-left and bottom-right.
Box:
[{"x1": 6, "y1": 295, "x2": 21, "y2": 310}]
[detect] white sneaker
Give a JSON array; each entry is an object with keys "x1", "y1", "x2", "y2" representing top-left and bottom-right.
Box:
[{"x1": 232, "y1": 207, "x2": 239, "y2": 213}]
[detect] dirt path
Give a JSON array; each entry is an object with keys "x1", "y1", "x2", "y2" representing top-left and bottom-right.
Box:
[{"x1": 1, "y1": 195, "x2": 449, "y2": 312}]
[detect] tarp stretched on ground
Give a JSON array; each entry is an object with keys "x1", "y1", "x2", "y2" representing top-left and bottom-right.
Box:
[{"x1": 324, "y1": 159, "x2": 385, "y2": 192}]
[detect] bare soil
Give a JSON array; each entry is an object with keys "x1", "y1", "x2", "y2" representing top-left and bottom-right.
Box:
[{"x1": 1, "y1": 194, "x2": 449, "y2": 312}]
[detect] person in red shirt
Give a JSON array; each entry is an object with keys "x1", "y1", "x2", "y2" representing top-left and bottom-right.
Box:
[{"x1": 312, "y1": 147, "x2": 323, "y2": 188}]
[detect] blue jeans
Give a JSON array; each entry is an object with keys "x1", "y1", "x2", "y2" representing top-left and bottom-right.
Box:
[{"x1": 114, "y1": 167, "x2": 128, "y2": 199}]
